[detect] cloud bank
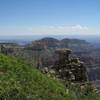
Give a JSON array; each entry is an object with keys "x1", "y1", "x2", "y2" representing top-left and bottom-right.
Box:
[{"x1": 0, "y1": 25, "x2": 99, "y2": 36}]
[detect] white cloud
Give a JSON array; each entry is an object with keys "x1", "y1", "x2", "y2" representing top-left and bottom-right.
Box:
[
  {"x1": 71, "y1": 25, "x2": 88, "y2": 30},
  {"x1": 0, "y1": 25, "x2": 99, "y2": 36},
  {"x1": 31, "y1": 25, "x2": 89, "y2": 35}
]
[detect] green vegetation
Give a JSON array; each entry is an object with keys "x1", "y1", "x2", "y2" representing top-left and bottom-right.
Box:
[{"x1": 0, "y1": 54, "x2": 100, "y2": 100}]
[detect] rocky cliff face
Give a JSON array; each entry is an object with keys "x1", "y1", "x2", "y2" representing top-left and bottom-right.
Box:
[
  {"x1": 0, "y1": 37, "x2": 98, "y2": 67},
  {"x1": 24, "y1": 37, "x2": 100, "y2": 89},
  {"x1": 25, "y1": 37, "x2": 95, "y2": 66},
  {"x1": 0, "y1": 37, "x2": 100, "y2": 88}
]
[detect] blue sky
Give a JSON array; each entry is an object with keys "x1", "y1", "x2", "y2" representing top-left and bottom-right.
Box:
[{"x1": 0, "y1": 0, "x2": 100, "y2": 35}]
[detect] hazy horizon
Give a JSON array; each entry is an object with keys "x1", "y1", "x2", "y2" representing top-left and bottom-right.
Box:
[{"x1": 0, "y1": 34, "x2": 99, "y2": 44}]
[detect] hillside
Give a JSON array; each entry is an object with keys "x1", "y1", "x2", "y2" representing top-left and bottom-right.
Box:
[
  {"x1": 0, "y1": 54, "x2": 68, "y2": 100},
  {"x1": 0, "y1": 54, "x2": 100, "y2": 100}
]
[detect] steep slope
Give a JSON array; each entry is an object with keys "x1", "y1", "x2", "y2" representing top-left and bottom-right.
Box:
[
  {"x1": 0, "y1": 54, "x2": 100, "y2": 99},
  {"x1": 0, "y1": 54, "x2": 68, "y2": 100}
]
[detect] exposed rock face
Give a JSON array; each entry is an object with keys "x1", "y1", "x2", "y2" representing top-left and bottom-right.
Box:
[
  {"x1": 0, "y1": 43, "x2": 24, "y2": 55},
  {"x1": 0, "y1": 38, "x2": 97, "y2": 67},
  {"x1": 25, "y1": 37, "x2": 60, "y2": 50},
  {"x1": 24, "y1": 37, "x2": 100, "y2": 89},
  {"x1": 25, "y1": 37, "x2": 95, "y2": 66},
  {"x1": 53, "y1": 48, "x2": 87, "y2": 82},
  {"x1": 0, "y1": 37, "x2": 100, "y2": 88}
]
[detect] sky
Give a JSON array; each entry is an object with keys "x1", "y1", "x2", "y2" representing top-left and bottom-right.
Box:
[{"x1": 0, "y1": 0, "x2": 100, "y2": 36}]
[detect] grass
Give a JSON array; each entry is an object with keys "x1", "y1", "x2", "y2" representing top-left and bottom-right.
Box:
[{"x1": 0, "y1": 54, "x2": 100, "y2": 100}]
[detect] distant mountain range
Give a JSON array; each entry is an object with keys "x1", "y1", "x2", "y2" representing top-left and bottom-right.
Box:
[{"x1": 0, "y1": 35, "x2": 100, "y2": 47}]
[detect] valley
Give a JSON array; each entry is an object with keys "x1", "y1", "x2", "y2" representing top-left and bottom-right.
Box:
[{"x1": 0, "y1": 37, "x2": 100, "y2": 90}]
